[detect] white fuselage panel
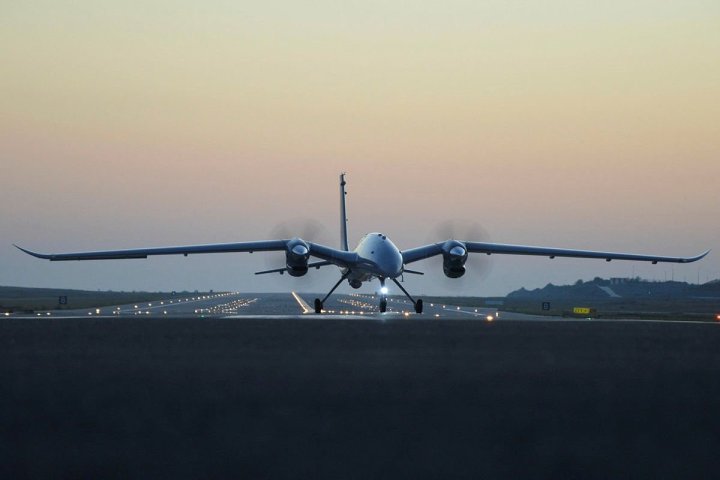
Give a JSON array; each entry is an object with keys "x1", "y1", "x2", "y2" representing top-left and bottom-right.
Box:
[{"x1": 346, "y1": 233, "x2": 403, "y2": 282}]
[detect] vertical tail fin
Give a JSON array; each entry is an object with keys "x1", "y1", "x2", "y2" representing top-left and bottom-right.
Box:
[{"x1": 339, "y1": 173, "x2": 349, "y2": 251}]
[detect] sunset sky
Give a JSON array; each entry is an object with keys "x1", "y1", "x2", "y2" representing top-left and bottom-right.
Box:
[{"x1": 2, "y1": 1, "x2": 718, "y2": 296}]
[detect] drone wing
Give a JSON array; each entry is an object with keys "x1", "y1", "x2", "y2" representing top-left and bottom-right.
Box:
[
  {"x1": 402, "y1": 241, "x2": 709, "y2": 265},
  {"x1": 14, "y1": 240, "x2": 290, "y2": 261},
  {"x1": 14, "y1": 240, "x2": 358, "y2": 266}
]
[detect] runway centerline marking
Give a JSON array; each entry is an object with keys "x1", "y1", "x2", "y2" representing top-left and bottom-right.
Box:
[{"x1": 291, "y1": 292, "x2": 312, "y2": 314}]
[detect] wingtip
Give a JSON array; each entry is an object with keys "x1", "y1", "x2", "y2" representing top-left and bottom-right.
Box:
[
  {"x1": 13, "y1": 244, "x2": 51, "y2": 259},
  {"x1": 686, "y1": 249, "x2": 711, "y2": 263}
]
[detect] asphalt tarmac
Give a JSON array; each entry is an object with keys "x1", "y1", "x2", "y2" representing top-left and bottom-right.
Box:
[
  {"x1": 5, "y1": 291, "x2": 510, "y2": 320},
  {"x1": 2, "y1": 295, "x2": 719, "y2": 479}
]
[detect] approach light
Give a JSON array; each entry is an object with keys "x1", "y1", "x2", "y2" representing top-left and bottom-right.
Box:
[
  {"x1": 716, "y1": 314, "x2": 720, "y2": 321},
  {"x1": 380, "y1": 286, "x2": 389, "y2": 295},
  {"x1": 486, "y1": 314, "x2": 495, "y2": 322}
]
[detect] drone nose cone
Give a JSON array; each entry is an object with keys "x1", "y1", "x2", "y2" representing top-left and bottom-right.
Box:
[
  {"x1": 291, "y1": 244, "x2": 309, "y2": 256},
  {"x1": 449, "y1": 246, "x2": 466, "y2": 257},
  {"x1": 380, "y1": 255, "x2": 403, "y2": 278}
]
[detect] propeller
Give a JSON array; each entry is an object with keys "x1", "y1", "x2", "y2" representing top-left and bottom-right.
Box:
[
  {"x1": 263, "y1": 218, "x2": 331, "y2": 276},
  {"x1": 269, "y1": 218, "x2": 329, "y2": 243},
  {"x1": 430, "y1": 220, "x2": 494, "y2": 283}
]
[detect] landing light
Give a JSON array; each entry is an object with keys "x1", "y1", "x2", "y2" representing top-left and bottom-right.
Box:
[
  {"x1": 716, "y1": 314, "x2": 720, "y2": 321},
  {"x1": 380, "y1": 286, "x2": 388, "y2": 294},
  {"x1": 486, "y1": 314, "x2": 494, "y2": 322}
]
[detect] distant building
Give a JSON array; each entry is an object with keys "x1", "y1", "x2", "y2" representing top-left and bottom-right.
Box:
[{"x1": 610, "y1": 277, "x2": 629, "y2": 285}]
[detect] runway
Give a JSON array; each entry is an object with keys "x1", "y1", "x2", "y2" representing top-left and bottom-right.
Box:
[
  {"x1": 5, "y1": 291, "x2": 516, "y2": 320},
  {"x1": 2, "y1": 294, "x2": 720, "y2": 478}
]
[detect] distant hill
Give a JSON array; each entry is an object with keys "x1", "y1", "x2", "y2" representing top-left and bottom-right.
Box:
[
  {"x1": 503, "y1": 278, "x2": 720, "y2": 319},
  {"x1": 507, "y1": 277, "x2": 720, "y2": 301}
]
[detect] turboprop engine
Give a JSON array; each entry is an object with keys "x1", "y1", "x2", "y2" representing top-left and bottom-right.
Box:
[
  {"x1": 442, "y1": 240, "x2": 468, "y2": 278},
  {"x1": 285, "y1": 238, "x2": 310, "y2": 277}
]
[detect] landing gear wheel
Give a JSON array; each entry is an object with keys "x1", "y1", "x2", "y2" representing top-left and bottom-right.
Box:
[
  {"x1": 415, "y1": 299, "x2": 423, "y2": 314},
  {"x1": 379, "y1": 299, "x2": 387, "y2": 313},
  {"x1": 314, "y1": 298, "x2": 323, "y2": 314}
]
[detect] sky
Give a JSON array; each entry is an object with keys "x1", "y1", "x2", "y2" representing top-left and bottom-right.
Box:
[{"x1": 1, "y1": 0, "x2": 718, "y2": 297}]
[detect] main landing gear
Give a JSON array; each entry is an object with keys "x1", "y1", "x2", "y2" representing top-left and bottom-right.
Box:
[
  {"x1": 314, "y1": 272, "x2": 349, "y2": 313},
  {"x1": 390, "y1": 277, "x2": 423, "y2": 314},
  {"x1": 314, "y1": 274, "x2": 423, "y2": 315}
]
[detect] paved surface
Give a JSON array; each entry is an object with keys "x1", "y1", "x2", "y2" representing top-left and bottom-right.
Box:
[
  {"x1": 4, "y1": 291, "x2": 512, "y2": 320},
  {"x1": 2, "y1": 308, "x2": 720, "y2": 479}
]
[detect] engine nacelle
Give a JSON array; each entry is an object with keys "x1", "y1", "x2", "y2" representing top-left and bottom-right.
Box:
[
  {"x1": 442, "y1": 240, "x2": 468, "y2": 278},
  {"x1": 286, "y1": 238, "x2": 310, "y2": 277}
]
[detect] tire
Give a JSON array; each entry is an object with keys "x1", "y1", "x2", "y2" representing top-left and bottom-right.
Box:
[{"x1": 314, "y1": 298, "x2": 323, "y2": 314}]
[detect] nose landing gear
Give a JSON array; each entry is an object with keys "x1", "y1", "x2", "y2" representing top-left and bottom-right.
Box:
[{"x1": 378, "y1": 278, "x2": 388, "y2": 312}]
